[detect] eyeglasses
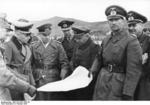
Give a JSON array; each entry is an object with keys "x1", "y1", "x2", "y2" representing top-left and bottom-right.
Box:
[{"x1": 143, "y1": 28, "x2": 150, "y2": 32}]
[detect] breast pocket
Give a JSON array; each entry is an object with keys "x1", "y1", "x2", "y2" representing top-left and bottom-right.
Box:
[{"x1": 44, "y1": 50, "x2": 58, "y2": 63}]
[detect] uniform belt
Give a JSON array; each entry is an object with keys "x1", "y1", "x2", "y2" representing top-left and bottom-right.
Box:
[
  {"x1": 35, "y1": 65, "x2": 59, "y2": 81},
  {"x1": 103, "y1": 64, "x2": 125, "y2": 73},
  {"x1": 35, "y1": 64, "x2": 58, "y2": 81}
]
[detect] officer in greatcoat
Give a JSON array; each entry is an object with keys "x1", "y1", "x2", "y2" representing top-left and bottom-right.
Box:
[
  {"x1": 3, "y1": 19, "x2": 36, "y2": 100},
  {"x1": 92, "y1": 5, "x2": 142, "y2": 100},
  {"x1": 0, "y1": 25, "x2": 36, "y2": 101},
  {"x1": 127, "y1": 11, "x2": 150, "y2": 100}
]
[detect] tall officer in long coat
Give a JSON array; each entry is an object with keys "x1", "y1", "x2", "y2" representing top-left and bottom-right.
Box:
[
  {"x1": 3, "y1": 19, "x2": 36, "y2": 100},
  {"x1": 127, "y1": 11, "x2": 150, "y2": 100},
  {"x1": 58, "y1": 20, "x2": 76, "y2": 61},
  {"x1": 92, "y1": 5, "x2": 142, "y2": 100},
  {"x1": 31, "y1": 23, "x2": 70, "y2": 100}
]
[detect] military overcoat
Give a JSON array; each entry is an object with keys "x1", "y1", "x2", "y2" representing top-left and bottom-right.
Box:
[{"x1": 93, "y1": 31, "x2": 142, "y2": 100}]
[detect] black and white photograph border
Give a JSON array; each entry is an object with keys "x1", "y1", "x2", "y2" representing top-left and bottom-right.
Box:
[{"x1": 0, "y1": 0, "x2": 150, "y2": 104}]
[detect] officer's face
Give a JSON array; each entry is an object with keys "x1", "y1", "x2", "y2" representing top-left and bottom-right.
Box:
[
  {"x1": 143, "y1": 28, "x2": 150, "y2": 36},
  {"x1": 44, "y1": 28, "x2": 51, "y2": 36},
  {"x1": 38, "y1": 33, "x2": 49, "y2": 42},
  {"x1": 63, "y1": 29, "x2": 72, "y2": 39},
  {"x1": 16, "y1": 31, "x2": 31, "y2": 43},
  {"x1": 108, "y1": 17, "x2": 127, "y2": 32},
  {"x1": 75, "y1": 34, "x2": 89, "y2": 45},
  {"x1": 128, "y1": 23, "x2": 143, "y2": 37},
  {"x1": 38, "y1": 28, "x2": 51, "y2": 42}
]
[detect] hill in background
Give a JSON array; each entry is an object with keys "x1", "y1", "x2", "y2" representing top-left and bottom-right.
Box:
[
  {"x1": 31, "y1": 16, "x2": 110, "y2": 38},
  {"x1": 31, "y1": 16, "x2": 150, "y2": 39}
]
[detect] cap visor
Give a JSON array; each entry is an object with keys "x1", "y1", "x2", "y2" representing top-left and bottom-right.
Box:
[
  {"x1": 13, "y1": 21, "x2": 33, "y2": 28},
  {"x1": 107, "y1": 15, "x2": 125, "y2": 20},
  {"x1": 128, "y1": 20, "x2": 143, "y2": 24}
]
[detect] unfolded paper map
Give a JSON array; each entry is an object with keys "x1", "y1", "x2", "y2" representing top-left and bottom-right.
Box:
[{"x1": 37, "y1": 66, "x2": 93, "y2": 92}]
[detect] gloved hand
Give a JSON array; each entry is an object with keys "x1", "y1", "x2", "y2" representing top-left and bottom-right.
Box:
[
  {"x1": 27, "y1": 85, "x2": 37, "y2": 97},
  {"x1": 122, "y1": 94, "x2": 133, "y2": 100},
  {"x1": 60, "y1": 69, "x2": 68, "y2": 79}
]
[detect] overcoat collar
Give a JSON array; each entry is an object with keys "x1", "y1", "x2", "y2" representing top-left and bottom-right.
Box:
[
  {"x1": 11, "y1": 36, "x2": 22, "y2": 50},
  {"x1": 111, "y1": 30, "x2": 129, "y2": 43}
]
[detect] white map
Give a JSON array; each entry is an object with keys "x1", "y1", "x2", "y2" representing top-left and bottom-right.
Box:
[{"x1": 37, "y1": 66, "x2": 93, "y2": 92}]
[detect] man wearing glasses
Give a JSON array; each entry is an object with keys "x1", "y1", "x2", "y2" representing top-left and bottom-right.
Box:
[
  {"x1": 31, "y1": 23, "x2": 70, "y2": 100},
  {"x1": 3, "y1": 19, "x2": 36, "y2": 100},
  {"x1": 127, "y1": 11, "x2": 150, "y2": 100}
]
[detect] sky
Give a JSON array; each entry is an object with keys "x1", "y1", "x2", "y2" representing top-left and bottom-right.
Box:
[{"x1": 0, "y1": 0, "x2": 150, "y2": 22}]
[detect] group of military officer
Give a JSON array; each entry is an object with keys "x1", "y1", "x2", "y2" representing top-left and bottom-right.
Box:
[{"x1": 0, "y1": 4, "x2": 150, "y2": 101}]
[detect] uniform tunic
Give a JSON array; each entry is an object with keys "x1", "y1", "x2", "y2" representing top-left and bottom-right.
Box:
[
  {"x1": 31, "y1": 39, "x2": 69, "y2": 100},
  {"x1": 93, "y1": 31, "x2": 142, "y2": 100}
]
